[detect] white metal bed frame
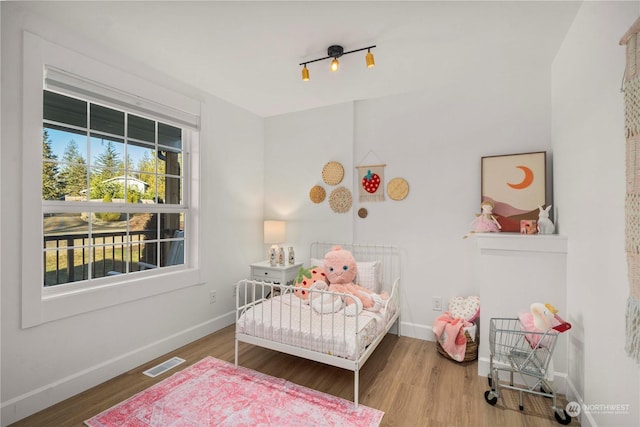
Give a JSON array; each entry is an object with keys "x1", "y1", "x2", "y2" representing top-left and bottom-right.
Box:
[{"x1": 234, "y1": 242, "x2": 400, "y2": 408}]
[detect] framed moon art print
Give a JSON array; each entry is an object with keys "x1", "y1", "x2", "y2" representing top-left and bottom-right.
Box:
[{"x1": 481, "y1": 151, "x2": 547, "y2": 232}]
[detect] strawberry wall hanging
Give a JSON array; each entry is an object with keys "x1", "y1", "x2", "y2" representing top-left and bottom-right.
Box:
[{"x1": 356, "y1": 164, "x2": 386, "y2": 202}]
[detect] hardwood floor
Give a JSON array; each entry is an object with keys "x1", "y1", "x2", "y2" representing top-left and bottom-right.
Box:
[{"x1": 10, "y1": 325, "x2": 579, "y2": 426}]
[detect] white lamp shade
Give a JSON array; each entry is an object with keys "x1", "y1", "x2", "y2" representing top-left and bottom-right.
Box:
[{"x1": 264, "y1": 220, "x2": 286, "y2": 244}]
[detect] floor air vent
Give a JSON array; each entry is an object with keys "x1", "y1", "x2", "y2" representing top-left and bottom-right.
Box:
[{"x1": 143, "y1": 356, "x2": 186, "y2": 378}]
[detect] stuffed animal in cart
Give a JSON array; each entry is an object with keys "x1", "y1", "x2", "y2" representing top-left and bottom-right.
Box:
[
  {"x1": 323, "y1": 246, "x2": 388, "y2": 316},
  {"x1": 530, "y1": 302, "x2": 558, "y2": 331}
]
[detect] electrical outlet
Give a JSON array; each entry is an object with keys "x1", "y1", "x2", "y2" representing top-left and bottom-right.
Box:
[
  {"x1": 432, "y1": 296, "x2": 442, "y2": 311},
  {"x1": 209, "y1": 290, "x2": 216, "y2": 304}
]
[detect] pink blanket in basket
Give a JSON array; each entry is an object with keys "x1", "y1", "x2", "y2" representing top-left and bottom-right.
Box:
[{"x1": 432, "y1": 313, "x2": 472, "y2": 362}]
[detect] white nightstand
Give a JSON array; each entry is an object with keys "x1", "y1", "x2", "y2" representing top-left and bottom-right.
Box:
[{"x1": 249, "y1": 261, "x2": 303, "y2": 288}]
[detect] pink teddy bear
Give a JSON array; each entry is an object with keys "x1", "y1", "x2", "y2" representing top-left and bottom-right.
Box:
[{"x1": 318, "y1": 246, "x2": 388, "y2": 316}]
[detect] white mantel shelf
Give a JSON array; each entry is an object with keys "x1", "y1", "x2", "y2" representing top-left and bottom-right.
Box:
[{"x1": 474, "y1": 233, "x2": 568, "y2": 254}]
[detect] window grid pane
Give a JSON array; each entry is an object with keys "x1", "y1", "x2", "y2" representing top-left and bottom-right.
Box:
[
  {"x1": 90, "y1": 104, "x2": 124, "y2": 136},
  {"x1": 128, "y1": 114, "x2": 155, "y2": 143},
  {"x1": 42, "y1": 90, "x2": 187, "y2": 287},
  {"x1": 43, "y1": 91, "x2": 87, "y2": 128}
]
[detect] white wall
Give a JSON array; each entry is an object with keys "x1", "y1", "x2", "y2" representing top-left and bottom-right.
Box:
[
  {"x1": 552, "y1": 2, "x2": 640, "y2": 426},
  {"x1": 0, "y1": 3, "x2": 264, "y2": 425},
  {"x1": 264, "y1": 103, "x2": 355, "y2": 260},
  {"x1": 0, "y1": 3, "x2": 3, "y2": 419}
]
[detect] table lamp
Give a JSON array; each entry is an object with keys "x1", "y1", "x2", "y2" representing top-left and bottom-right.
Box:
[{"x1": 264, "y1": 220, "x2": 286, "y2": 266}]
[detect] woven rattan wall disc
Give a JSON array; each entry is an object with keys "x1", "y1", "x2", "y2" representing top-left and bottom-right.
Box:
[
  {"x1": 387, "y1": 177, "x2": 409, "y2": 201},
  {"x1": 309, "y1": 185, "x2": 326, "y2": 203},
  {"x1": 329, "y1": 186, "x2": 352, "y2": 213},
  {"x1": 322, "y1": 161, "x2": 344, "y2": 186}
]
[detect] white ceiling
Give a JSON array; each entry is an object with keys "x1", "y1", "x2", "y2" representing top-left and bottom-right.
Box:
[{"x1": 17, "y1": 1, "x2": 582, "y2": 117}]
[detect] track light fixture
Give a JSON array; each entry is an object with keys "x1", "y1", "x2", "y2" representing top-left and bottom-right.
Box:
[
  {"x1": 366, "y1": 48, "x2": 375, "y2": 68},
  {"x1": 330, "y1": 58, "x2": 340, "y2": 72},
  {"x1": 299, "y1": 44, "x2": 376, "y2": 81}
]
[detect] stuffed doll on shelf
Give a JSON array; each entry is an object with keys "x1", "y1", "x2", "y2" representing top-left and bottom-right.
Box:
[{"x1": 470, "y1": 200, "x2": 502, "y2": 233}]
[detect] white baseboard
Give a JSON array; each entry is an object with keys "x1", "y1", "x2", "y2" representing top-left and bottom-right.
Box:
[
  {"x1": 399, "y1": 320, "x2": 436, "y2": 341},
  {"x1": 564, "y1": 376, "x2": 594, "y2": 427},
  {"x1": 1, "y1": 311, "x2": 235, "y2": 427}
]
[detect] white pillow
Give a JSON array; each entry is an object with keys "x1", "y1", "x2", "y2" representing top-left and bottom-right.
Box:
[
  {"x1": 356, "y1": 260, "x2": 381, "y2": 291},
  {"x1": 312, "y1": 257, "x2": 381, "y2": 291}
]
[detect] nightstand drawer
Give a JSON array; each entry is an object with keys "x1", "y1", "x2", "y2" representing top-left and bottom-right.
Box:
[
  {"x1": 252, "y1": 268, "x2": 282, "y2": 282},
  {"x1": 249, "y1": 261, "x2": 302, "y2": 288}
]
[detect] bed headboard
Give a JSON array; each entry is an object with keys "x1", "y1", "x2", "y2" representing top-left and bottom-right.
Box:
[{"x1": 310, "y1": 242, "x2": 400, "y2": 294}]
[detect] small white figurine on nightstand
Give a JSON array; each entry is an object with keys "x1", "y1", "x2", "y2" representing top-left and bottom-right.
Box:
[
  {"x1": 537, "y1": 205, "x2": 555, "y2": 234},
  {"x1": 269, "y1": 247, "x2": 277, "y2": 266},
  {"x1": 277, "y1": 247, "x2": 285, "y2": 266}
]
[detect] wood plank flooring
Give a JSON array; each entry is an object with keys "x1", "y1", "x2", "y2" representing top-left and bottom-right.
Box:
[{"x1": 10, "y1": 325, "x2": 579, "y2": 426}]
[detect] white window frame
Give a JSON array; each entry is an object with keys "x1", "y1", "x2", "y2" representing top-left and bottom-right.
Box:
[{"x1": 22, "y1": 32, "x2": 202, "y2": 328}]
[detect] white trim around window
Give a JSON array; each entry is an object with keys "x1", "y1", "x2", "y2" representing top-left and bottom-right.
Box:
[{"x1": 22, "y1": 32, "x2": 202, "y2": 328}]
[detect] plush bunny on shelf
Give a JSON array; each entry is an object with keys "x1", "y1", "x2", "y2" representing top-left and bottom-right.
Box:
[{"x1": 537, "y1": 205, "x2": 555, "y2": 234}]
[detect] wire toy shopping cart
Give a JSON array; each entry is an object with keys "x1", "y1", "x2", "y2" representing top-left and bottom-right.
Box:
[{"x1": 484, "y1": 317, "x2": 572, "y2": 425}]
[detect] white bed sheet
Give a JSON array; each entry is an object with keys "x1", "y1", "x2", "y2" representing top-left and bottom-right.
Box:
[{"x1": 237, "y1": 293, "x2": 395, "y2": 360}]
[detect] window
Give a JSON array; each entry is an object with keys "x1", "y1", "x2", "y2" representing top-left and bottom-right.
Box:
[
  {"x1": 42, "y1": 90, "x2": 186, "y2": 286},
  {"x1": 22, "y1": 32, "x2": 201, "y2": 327}
]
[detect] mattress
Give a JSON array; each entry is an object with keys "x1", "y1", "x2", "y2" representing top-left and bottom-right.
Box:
[{"x1": 236, "y1": 293, "x2": 395, "y2": 360}]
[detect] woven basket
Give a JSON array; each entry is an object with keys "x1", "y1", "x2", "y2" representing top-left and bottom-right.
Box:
[
  {"x1": 322, "y1": 161, "x2": 344, "y2": 186},
  {"x1": 328, "y1": 186, "x2": 352, "y2": 213},
  {"x1": 436, "y1": 327, "x2": 479, "y2": 363},
  {"x1": 309, "y1": 185, "x2": 326, "y2": 203},
  {"x1": 387, "y1": 177, "x2": 409, "y2": 201}
]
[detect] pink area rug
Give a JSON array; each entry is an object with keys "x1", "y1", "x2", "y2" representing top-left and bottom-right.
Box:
[{"x1": 85, "y1": 356, "x2": 384, "y2": 426}]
